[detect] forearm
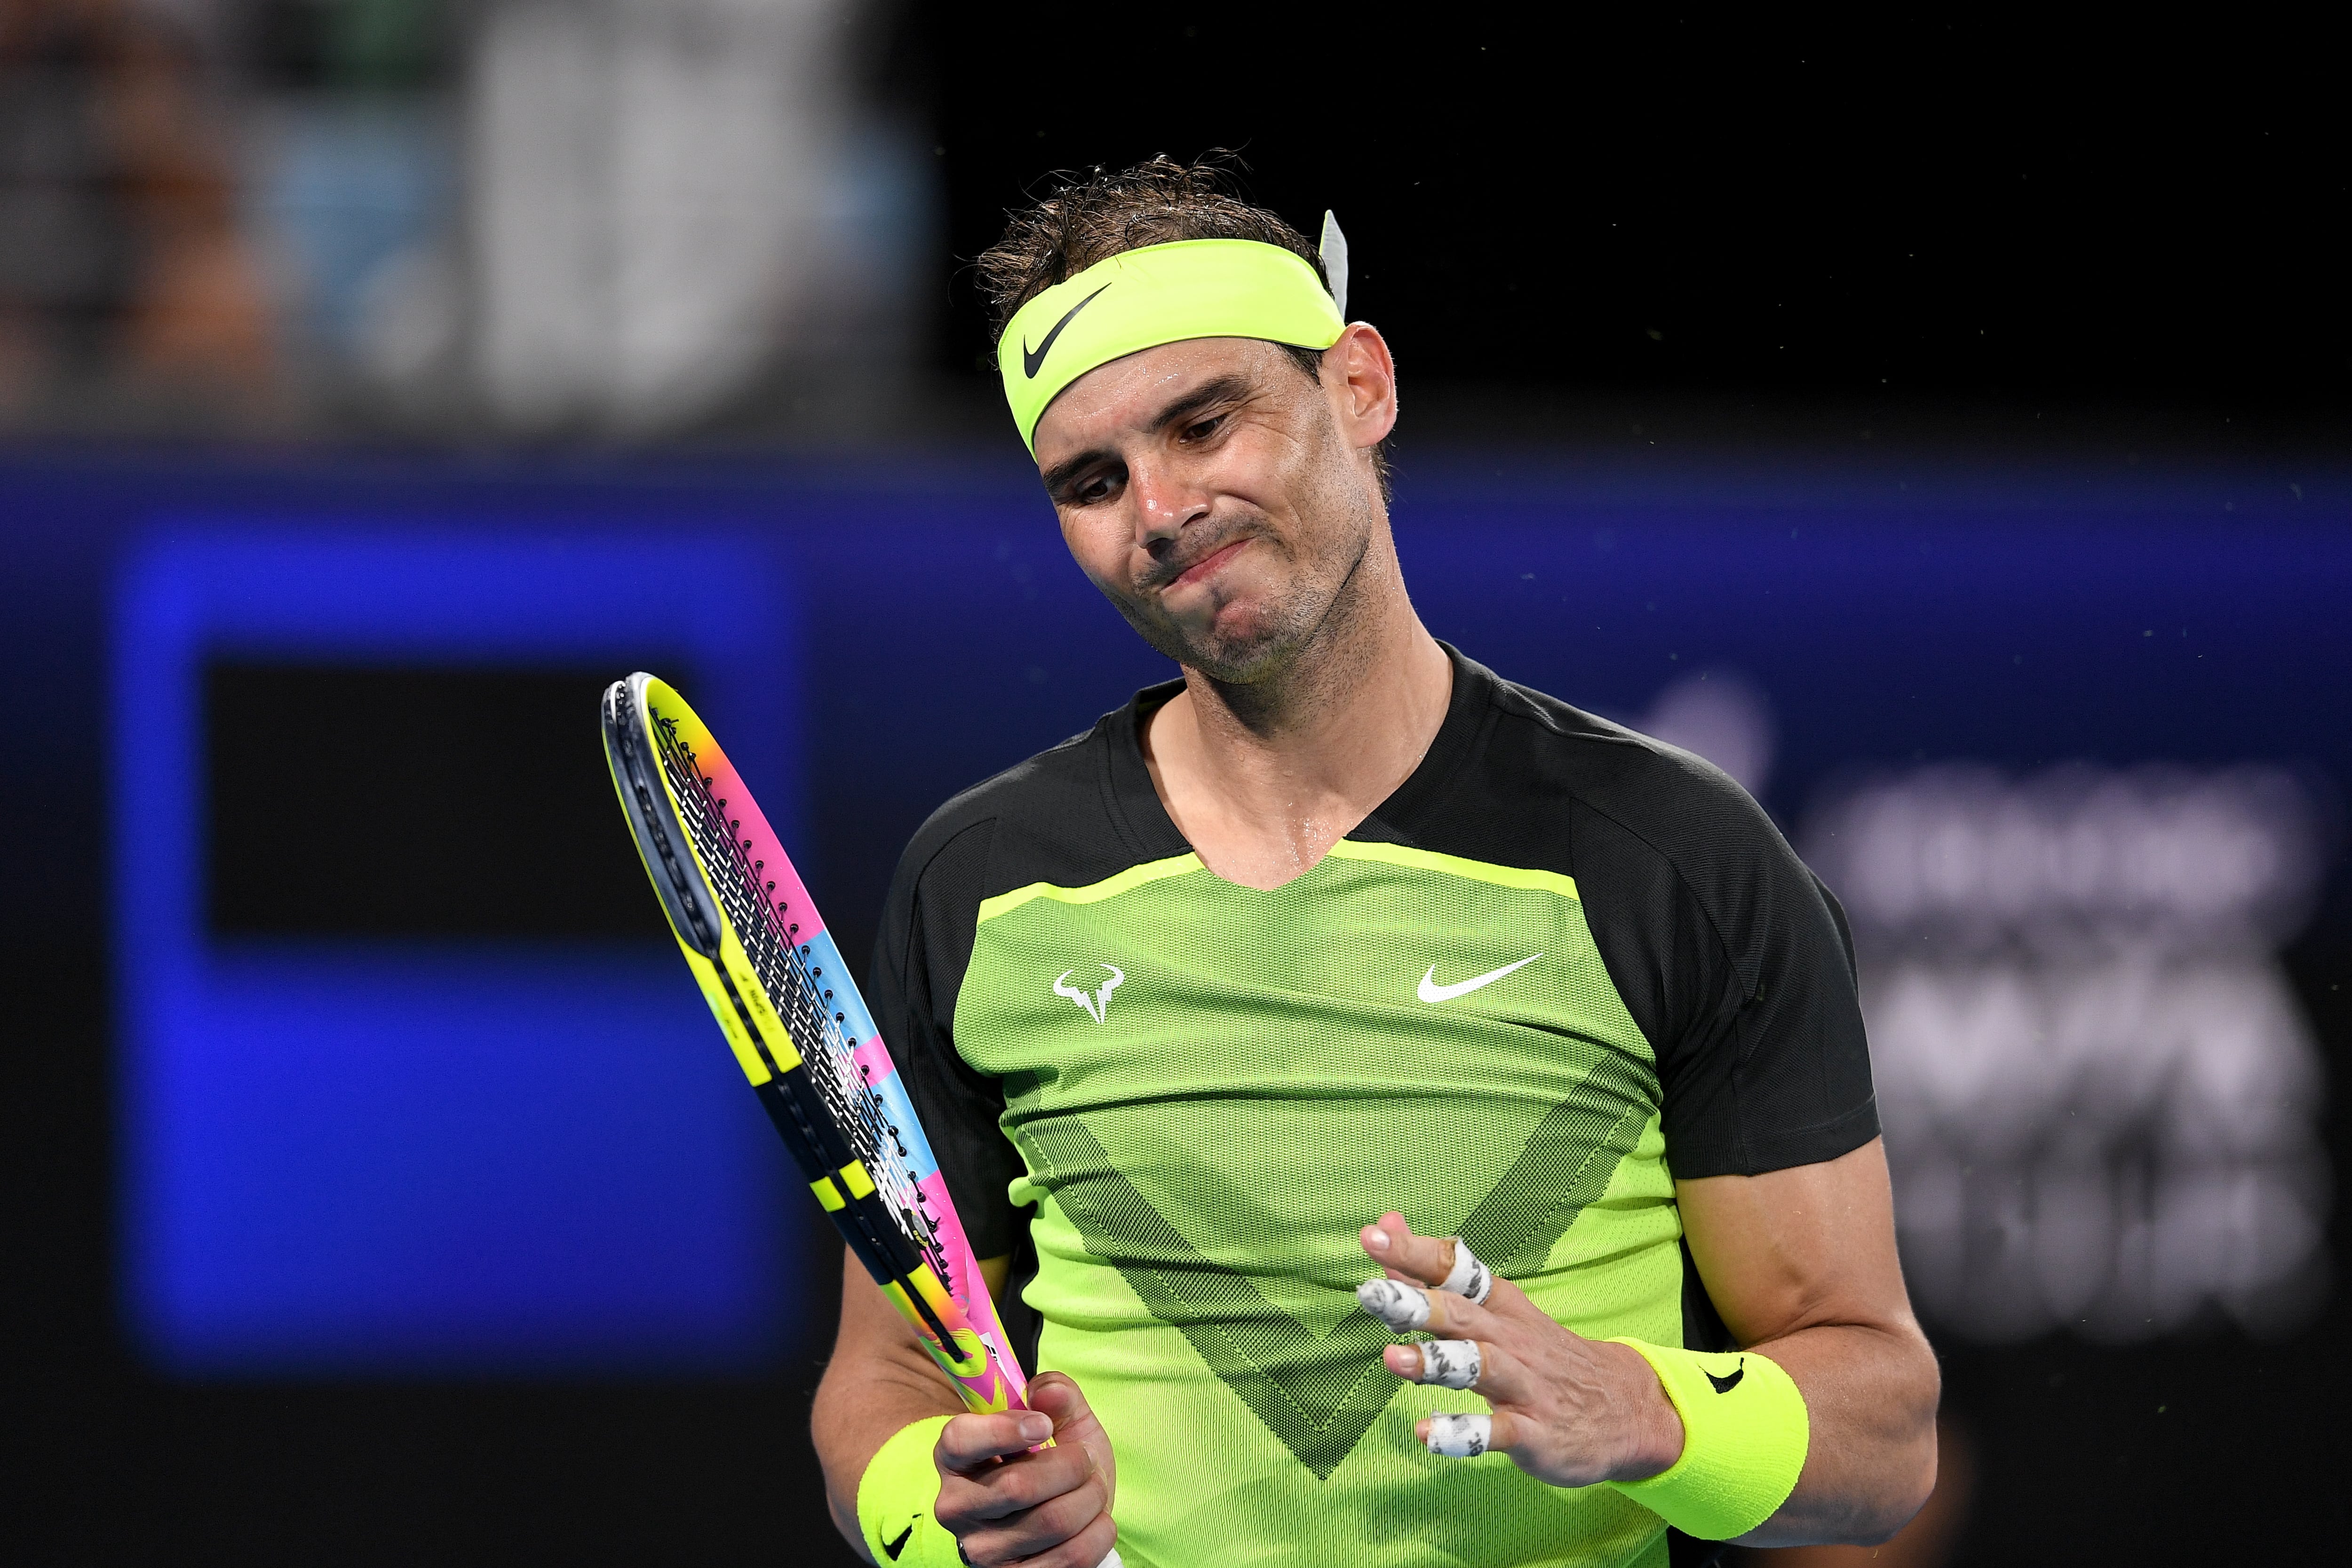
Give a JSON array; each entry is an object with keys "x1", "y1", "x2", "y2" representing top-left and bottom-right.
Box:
[
  {"x1": 1673, "y1": 1144, "x2": 1944, "y2": 1547},
  {"x1": 813, "y1": 1353, "x2": 963, "y2": 1557},
  {"x1": 810, "y1": 1249, "x2": 969, "y2": 1559},
  {"x1": 1733, "y1": 1319, "x2": 1940, "y2": 1546}
]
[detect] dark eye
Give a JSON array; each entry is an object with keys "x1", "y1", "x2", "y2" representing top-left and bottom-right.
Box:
[{"x1": 1181, "y1": 414, "x2": 1225, "y2": 443}]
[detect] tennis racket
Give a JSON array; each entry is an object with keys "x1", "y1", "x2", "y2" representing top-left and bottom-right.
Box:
[{"x1": 599, "y1": 672, "x2": 1027, "y2": 1414}]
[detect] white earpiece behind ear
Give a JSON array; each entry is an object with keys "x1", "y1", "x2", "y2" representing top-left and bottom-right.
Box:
[{"x1": 1319, "y1": 211, "x2": 1350, "y2": 320}]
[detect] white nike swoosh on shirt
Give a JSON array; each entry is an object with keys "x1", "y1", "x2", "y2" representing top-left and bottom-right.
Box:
[{"x1": 1417, "y1": 953, "x2": 1543, "y2": 1004}]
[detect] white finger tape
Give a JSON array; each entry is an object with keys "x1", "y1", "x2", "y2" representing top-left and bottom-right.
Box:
[
  {"x1": 1356, "y1": 1278, "x2": 1431, "y2": 1331},
  {"x1": 1426, "y1": 1412, "x2": 1493, "y2": 1458},
  {"x1": 1414, "y1": 1339, "x2": 1482, "y2": 1390},
  {"x1": 1441, "y1": 1240, "x2": 1494, "y2": 1305}
]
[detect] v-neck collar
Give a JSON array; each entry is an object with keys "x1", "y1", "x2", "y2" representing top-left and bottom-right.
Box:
[{"x1": 1097, "y1": 644, "x2": 1497, "y2": 884}]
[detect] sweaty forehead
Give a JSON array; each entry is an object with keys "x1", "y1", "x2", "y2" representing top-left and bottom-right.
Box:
[{"x1": 1030, "y1": 337, "x2": 1295, "y2": 463}]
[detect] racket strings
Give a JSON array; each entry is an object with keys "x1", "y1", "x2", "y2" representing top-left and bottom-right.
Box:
[{"x1": 652, "y1": 718, "x2": 951, "y2": 1289}]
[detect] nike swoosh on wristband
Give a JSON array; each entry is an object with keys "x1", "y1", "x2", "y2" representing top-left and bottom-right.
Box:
[
  {"x1": 883, "y1": 1522, "x2": 915, "y2": 1560},
  {"x1": 1417, "y1": 953, "x2": 1543, "y2": 1004},
  {"x1": 1707, "y1": 1360, "x2": 1746, "y2": 1394},
  {"x1": 1022, "y1": 284, "x2": 1112, "y2": 378}
]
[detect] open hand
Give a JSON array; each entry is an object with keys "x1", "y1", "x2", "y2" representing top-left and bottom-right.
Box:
[
  {"x1": 932, "y1": 1372, "x2": 1118, "y2": 1568},
  {"x1": 1359, "y1": 1212, "x2": 1685, "y2": 1488}
]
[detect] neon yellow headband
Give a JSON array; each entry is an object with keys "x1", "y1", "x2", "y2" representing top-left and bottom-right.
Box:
[{"x1": 996, "y1": 225, "x2": 1350, "y2": 454}]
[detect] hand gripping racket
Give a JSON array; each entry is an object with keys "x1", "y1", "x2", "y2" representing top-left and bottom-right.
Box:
[{"x1": 599, "y1": 672, "x2": 1028, "y2": 1413}]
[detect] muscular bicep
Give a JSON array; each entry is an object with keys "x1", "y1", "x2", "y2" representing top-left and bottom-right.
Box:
[{"x1": 1675, "y1": 1137, "x2": 1919, "y2": 1347}]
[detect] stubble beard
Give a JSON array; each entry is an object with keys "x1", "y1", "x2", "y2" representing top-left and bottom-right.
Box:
[{"x1": 1115, "y1": 494, "x2": 1379, "y2": 695}]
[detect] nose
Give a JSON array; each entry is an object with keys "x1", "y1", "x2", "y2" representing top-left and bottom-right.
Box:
[{"x1": 1127, "y1": 453, "x2": 1211, "y2": 548}]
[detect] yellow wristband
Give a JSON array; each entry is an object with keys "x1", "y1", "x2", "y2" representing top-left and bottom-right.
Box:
[
  {"x1": 856, "y1": 1416, "x2": 962, "y2": 1567},
  {"x1": 1603, "y1": 1339, "x2": 1809, "y2": 1541}
]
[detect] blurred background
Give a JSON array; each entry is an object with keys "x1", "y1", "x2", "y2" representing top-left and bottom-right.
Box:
[{"x1": 2, "y1": 6, "x2": 2345, "y2": 1564}]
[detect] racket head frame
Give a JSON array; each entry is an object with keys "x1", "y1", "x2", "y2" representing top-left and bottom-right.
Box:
[{"x1": 601, "y1": 673, "x2": 1026, "y2": 1414}]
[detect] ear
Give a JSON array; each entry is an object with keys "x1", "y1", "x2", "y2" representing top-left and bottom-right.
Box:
[{"x1": 1322, "y1": 323, "x2": 1399, "y2": 453}]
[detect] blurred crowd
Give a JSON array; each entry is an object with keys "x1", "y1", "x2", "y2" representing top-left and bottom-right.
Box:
[
  {"x1": 0, "y1": 0, "x2": 274, "y2": 423},
  {"x1": 0, "y1": 0, "x2": 934, "y2": 438}
]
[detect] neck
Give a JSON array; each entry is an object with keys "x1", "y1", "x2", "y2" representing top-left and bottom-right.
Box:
[{"x1": 1142, "y1": 529, "x2": 1454, "y2": 890}]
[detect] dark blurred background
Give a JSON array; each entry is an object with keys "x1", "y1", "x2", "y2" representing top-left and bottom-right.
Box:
[{"x1": 3, "y1": 5, "x2": 2345, "y2": 1565}]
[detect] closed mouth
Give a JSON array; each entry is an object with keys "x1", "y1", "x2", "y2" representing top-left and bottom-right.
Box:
[{"x1": 1167, "y1": 537, "x2": 1249, "y2": 590}]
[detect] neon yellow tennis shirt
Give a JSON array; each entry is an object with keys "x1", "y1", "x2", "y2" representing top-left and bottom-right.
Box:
[{"x1": 869, "y1": 651, "x2": 1878, "y2": 1568}]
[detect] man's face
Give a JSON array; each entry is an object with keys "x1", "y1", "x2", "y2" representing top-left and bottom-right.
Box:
[{"x1": 1031, "y1": 333, "x2": 1389, "y2": 684}]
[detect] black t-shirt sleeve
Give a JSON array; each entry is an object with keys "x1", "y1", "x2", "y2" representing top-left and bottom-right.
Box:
[
  {"x1": 867, "y1": 816, "x2": 1026, "y2": 1259},
  {"x1": 1572, "y1": 753, "x2": 1879, "y2": 1179}
]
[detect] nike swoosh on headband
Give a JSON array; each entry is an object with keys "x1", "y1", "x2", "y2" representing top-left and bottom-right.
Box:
[
  {"x1": 1417, "y1": 953, "x2": 1543, "y2": 1004},
  {"x1": 1022, "y1": 283, "x2": 1113, "y2": 379}
]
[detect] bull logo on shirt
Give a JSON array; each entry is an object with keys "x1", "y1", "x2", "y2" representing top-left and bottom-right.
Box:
[{"x1": 1052, "y1": 963, "x2": 1124, "y2": 1024}]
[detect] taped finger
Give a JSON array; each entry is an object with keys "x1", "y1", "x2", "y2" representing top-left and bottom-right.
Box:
[
  {"x1": 1413, "y1": 1339, "x2": 1482, "y2": 1390},
  {"x1": 1440, "y1": 1240, "x2": 1494, "y2": 1305},
  {"x1": 1357, "y1": 1278, "x2": 1430, "y2": 1331},
  {"x1": 1425, "y1": 1412, "x2": 1492, "y2": 1458}
]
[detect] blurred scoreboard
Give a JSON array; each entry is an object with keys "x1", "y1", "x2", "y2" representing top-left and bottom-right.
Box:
[{"x1": 114, "y1": 526, "x2": 803, "y2": 1373}]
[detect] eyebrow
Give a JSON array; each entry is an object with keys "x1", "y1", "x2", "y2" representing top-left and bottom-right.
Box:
[{"x1": 1038, "y1": 373, "x2": 1255, "y2": 498}]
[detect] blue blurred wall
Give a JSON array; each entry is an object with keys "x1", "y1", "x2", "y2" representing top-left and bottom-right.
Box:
[
  {"x1": 113, "y1": 528, "x2": 797, "y2": 1373},
  {"x1": 2, "y1": 444, "x2": 2344, "y2": 1380}
]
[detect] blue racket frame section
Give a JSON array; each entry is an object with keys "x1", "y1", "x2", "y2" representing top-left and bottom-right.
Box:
[{"x1": 115, "y1": 525, "x2": 805, "y2": 1375}]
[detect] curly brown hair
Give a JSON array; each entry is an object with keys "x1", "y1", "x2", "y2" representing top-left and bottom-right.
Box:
[
  {"x1": 975, "y1": 153, "x2": 1331, "y2": 340},
  {"x1": 977, "y1": 154, "x2": 1387, "y2": 492}
]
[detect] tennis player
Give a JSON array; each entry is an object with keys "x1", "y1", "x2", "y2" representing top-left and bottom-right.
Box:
[{"x1": 813, "y1": 158, "x2": 1939, "y2": 1568}]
